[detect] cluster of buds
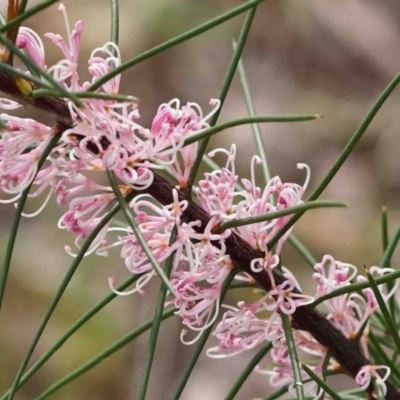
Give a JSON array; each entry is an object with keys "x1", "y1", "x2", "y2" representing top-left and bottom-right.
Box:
[{"x1": 0, "y1": 4, "x2": 397, "y2": 399}]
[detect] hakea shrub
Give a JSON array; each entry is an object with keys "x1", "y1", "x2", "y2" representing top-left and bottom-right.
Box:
[{"x1": 1, "y1": 3, "x2": 399, "y2": 400}]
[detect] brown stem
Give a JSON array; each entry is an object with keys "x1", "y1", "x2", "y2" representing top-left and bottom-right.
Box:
[
  {"x1": 146, "y1": 174, "x2": 400, "y2": 400},
  {"x1": 0, "y1": 68, "x2": 398, "y2": 399},
  {"x1": 0, "y1": 70, "x2": 70, "y2": 119}
]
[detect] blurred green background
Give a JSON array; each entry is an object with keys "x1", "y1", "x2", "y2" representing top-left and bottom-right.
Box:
[{"x1": 1, "y1": 0, "x2": 400, "y2": 399}]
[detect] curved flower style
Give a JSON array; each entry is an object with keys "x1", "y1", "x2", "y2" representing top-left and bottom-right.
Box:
[
  {"x1": 356, "y1": 365, "x2": 391, "y2": 397},
  {"x1": 312, "y1": 255, "x2": 398, "y2": 344}
]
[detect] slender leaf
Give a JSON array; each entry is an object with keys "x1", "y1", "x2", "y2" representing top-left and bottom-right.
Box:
[
  {"x1": 172, "y1": 270, "x2": 238, "y2": 399},
  {"x1": 110, "y1": 0, "x2": 119, "y2": 48},
  {"x1": 380, "y1": 221, "x2": 400, "y2": 269},
  {"x1": 319, "y1": 353, "x2": 332, "y2": 400},
  {"x1": 19, "y1": 0, "x2": 29, "y2": 15},
  {"x1": 0, "y1": 132, "x2": 61, "y2": 315},
  {"x1": 0, "y1": 273, "x2": 143, "y2": 400},
  {"x1": 107, "y1": 171, "x2": 177, "y2": 296},
  {"x1": 225, "y1": 342, "x2": 272, "y2": 400},
  {"x1": 183, "y1": 115, "x2": 321, "y2": 148},
  {"x1": 6, "y1": 191, "x2": 136, "y2": 400},
  {"x1": 287, "y1": 235, "x2": 317, "y2": 269},
  {"x1": 32, "y1": 89, "x2": 139, "y2": 103},
  {"x1": 352, "y1": 315, "x2": 370, "y2": 344},
  {"x1": 263, "y1": 385, "x2": 290, "y2": 400},
  {"x1": 281, "y1": 314, "x2": 305, "y2": 399},
  {"x1": 33, "y1": 308, "x2": 176, "y2": 400},
  {"x1": 137, "y1": 228, "x2": 177, "y2": 400},
  {"x1": 380, "y1": 206, "x2": 397, "y2": 324},
  {"x1": 237, "y1": 48, "x2": 271, "y2": 184},
  {"x1": 88, "y1": 0, "x2": 265, "y2": 92},
  {"x1": 188, "y1": 5, "x2": 258, "y2": 194},
  {"x1": 0, "y1": 31, "x2": 80, "y2": 104},
  {"x1": 0, "y1": 61, "x2": 52, "y2": 88},
  {"x1": 0, "y1": 0, "x2": 59, "y2": 34},
  {"x1": 301, "y1": 363, "x2": 343, "y2": 400},
  {"x1": 368, "y1": 332, "x2": 400, "y2": 386},
  {"x1": 267, "y1": 71, "x2": 400, "y2": 250},
  {"x1": 220, "y1": 200, "x2": 346, "y2": 231},
  {"x1": 312, "y1": 263, "x2": 400, "y2": 309},
  {"x1": 365, "y1": 266, "x2": 400, "y2": 353},
  {"x1": 381, "y1": 206, "x2": 389, "y2": 256},
  {"x1": 0, "y1": 11, "x2": 6, "y2": 26}
]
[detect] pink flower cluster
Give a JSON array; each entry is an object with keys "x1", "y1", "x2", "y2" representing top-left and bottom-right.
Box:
[
  {"x1": 104, "y1": 145, "x2": 312, "y2": 345},
  {"x1": 0, "y1": 2, "x2": 316, "y2": 347},
  {"x1": 207, "y1": 254, "x2": 397, "y2": 398},
  {"x1": 0, "y1": 4, "x2": 395, "y2": 399}
]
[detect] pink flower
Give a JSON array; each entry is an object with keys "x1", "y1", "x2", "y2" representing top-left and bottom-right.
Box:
[
  {"x1": 312, "y1": 256, "x2": 385, "y2": 341},
  {"x1": 357, "y1": 266, "x2": 400, "y2": 303},
  {"x1": 58, "y1": 191, "x2": 118, "y2": 256},
  {"x1": 207, "y1": 302, "x2": 269, "y2": 358},
  {"x1": 264, "y1": 280, "x2": 314, "y2": 315},
  {"x1": 236, "y1": 161, "x2": 310, "y2": 255},
  {"x1": 16, "y1": 27, "x2": 46, "y2": 69},
  {"x1": 88, "y1": 43, "x2": 121, "y2": 95},
  {"x1": 313, "y1": 254, "x2": 358, "y2": 297},
  {"x1": 257, "y1": 362, "x2": 324, "y2": 400},
  {"x1": 355, "y1": 365, "x2": 390, "y2": 397},
  {"x1": 45, "y1": 4, "x2": 83, "y2": 90},
  {"x1": 197, "y1": 144, "x2": 238, "y2": 221}
]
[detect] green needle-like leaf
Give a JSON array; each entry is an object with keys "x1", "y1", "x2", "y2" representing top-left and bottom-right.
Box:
[
  {"x1": 137, "y1": 228, "x2": 177, "y2": 400},
  {"x1": 301, "y1": 363, "x2": 343, "y2": 400},
  {"x1": 368, "y1": 332, "x2": 400, "y2": 386},
  {"x1": 332, "y1": 389, "x2": 367, "y2": 400},
  {"x1": 376, "y1": 220, "x2": 400, "y2": 328},
  {"x1": 172, "y1": 269, "x2": 238, "y2": 399},
  {"x1": 19, "y1": 0, "x2": 29, "y2": 15},
  {"x1": 224, "y1": 342, "x2": 272, "y2": 400},
  {"x1": 352, "y1": 316, "x2": 370, "y2": 344},
  {"x1": 0, "y1": 60, "x2": 52, "y2": 88},
  {"x1": 311, "y1": 219, "x2": 400, "y2": 309},
  {"x1": 188, "y1": 5, "x2": 258, "y2": 194},
  {"x1": 6, "y1": 0, "x2": 29, "y2": 65},
  {"x1": 365, "y1": 266, "x2": 400, "y2": 353},
  {"x1": 6, "y1": 191, "x2": 136, "y2": 400},
  {"x1": 380, "y1": 221, "x2": 400, "y2": 269},
  {"x1": 311, "y1": 268, "x2": 400, "y2": 309},
  {"x1": 281, "y1": 314, "x2": 305, "y2": 400},
  {"x1": 237, "y1": 48, "x2": 271, "y2": 184},
  {"x1": 33, "y1": 308, "x2": 177, "y2": 400},
  {"x1": 183, "y1": 115, "x2": 321, "y2": 148},
  {"x1": 391, "y1": 349, "x2": 398, "y2": 364},
  {"x1": 0, "y1": 132, "x2": 61, "y2": 316},
  {"x1": 0, "y1": 11, "x2": 6, "y2": 26},
  {"x1": 0, "y1": 273, "x2": 144, "y2": 400},
  {"x1": 88, "y1": 0, "x2": 264, "y2": 92},
  {"x1": 32, "y1": 89, "x2": 139, "y2": 103},
  {"x1": 319, "y1": 353, "x2": 332, "y2": 400},
  {"x1": 220, "y1": 200, "x2": 346, "y2": 231},
  {"x1": 0, "y1": 32, "x2": 80, "y2": 104},
  {"x1": 267, "y1": 71, "x2": 400, "y2": 250},
  {"x1": 288, "y1": 235, "x2": 317, "y2": 269},
  {"x1": 107, "y1": 170, "x2": 177, "y2": 296},
  {"x1": 381, "y1": 206, "x2": 389, "y2": 256},
  {"x1": 380, "y1": 206, "x2": 397, "y2": 323},
  {"x1": 110, "y1": 0, "x2": 119, "y2": 49},
  {"x1": 0, "y1": 0, "x2": 59, "y2": 34},
  {"x1": 263, "y1": 385, "x2": 290, "y2": 400}
]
